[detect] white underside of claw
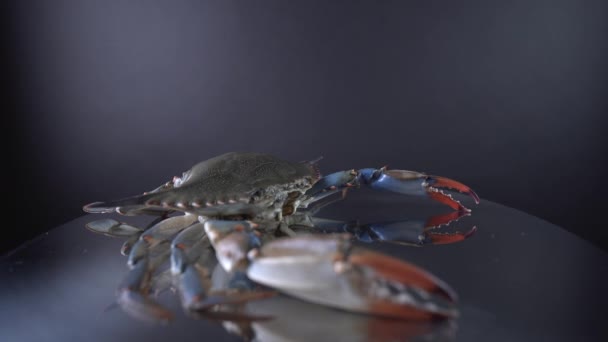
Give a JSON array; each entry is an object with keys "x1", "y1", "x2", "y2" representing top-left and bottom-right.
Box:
[
  {"x1": 249, "y1": 255, "x2": 335, "y2": 291},
  {"x1": 248, "y1": 255, "x2": 369, "y2": 312}
]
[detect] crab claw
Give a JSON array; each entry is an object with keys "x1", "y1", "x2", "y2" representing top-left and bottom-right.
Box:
[
  {"x1": 359, "y1": 169, "x2": 479, "y2": 212},
  {"x1": 247, "y1": 235, "x2": 458, "y2": 320}
]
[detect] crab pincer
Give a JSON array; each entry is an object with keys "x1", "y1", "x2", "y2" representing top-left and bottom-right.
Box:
[
  {"x1": 171, "y1": 222, "x2": 273, "y2": 312},
  {"x1": 358, "y1": 168, "x2": 480, "y2": 212},
  {"x1": 247, "y1": 234, "x2": 458, "y2": 320},
  {"x1": 304, "y1": 167, "x2": 479, "y2": 212}
]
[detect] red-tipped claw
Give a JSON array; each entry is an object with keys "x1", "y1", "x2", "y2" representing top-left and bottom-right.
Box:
[
  {"x1": 426, "y1": 175, "x2": 480, "y2": 211},
  {"x1": 368, "y1": 169, "x2": 480, "y2": 212}
]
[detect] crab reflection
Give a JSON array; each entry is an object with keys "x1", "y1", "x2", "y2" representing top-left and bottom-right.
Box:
[
  {"x1": 204, "y1": 294, "x2": 457, "y2": 341},
  {"x1": 188, "y1": 259, "x2": 458, "y2": 342},
  {"x1": 293, "y1": 210, "x2": 475, "y2": 247}
]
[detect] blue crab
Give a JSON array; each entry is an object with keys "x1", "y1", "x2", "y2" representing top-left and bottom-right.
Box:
[{"x1": 83, "y1": 152, "x2": 478, "y2": 323}]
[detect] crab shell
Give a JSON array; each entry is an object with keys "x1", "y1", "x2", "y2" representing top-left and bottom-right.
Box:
[{"x1": 84, "y1": 152, "x2": 321, "y2": 219}]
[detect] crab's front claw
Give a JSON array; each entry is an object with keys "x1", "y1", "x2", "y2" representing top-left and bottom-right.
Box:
[
  {"x1": 247, "y1": 235, "x2": 458, "y2": 320},
  {"x1": 359, "y1": 169, "x2": 480, "y2": 212}
]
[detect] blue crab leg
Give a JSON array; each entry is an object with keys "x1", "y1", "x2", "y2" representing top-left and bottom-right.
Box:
[
  {"x1": 300, "y1": 171, "x2": 356, "y2": 209},
  {"x1": 203, "y1": 220, "x2": 263, "y2": 272},
  {"x1": 86, "y1": 216, "x2": 176, "y2": 256},
  {"x1": 85, "y1": 219, "x2": 143, "y2": 237},
  {"x1": 188, "y1": 263, "x2": 275, "y2": 323},
  {"x1": 194, "y1": 269, "x2": 275, "y2": 310},
  {"x1": 180, "y1": 269, "x2": 275, "y2": 340},
  {"x1": 117, "y1": 241, "x2": 173, "y2": 323},
  {"x1": 124, "y1": 216, "x2": 179, "y2": 256},
  {"x1": 85, "y1": 219, "x2": 143, "y2": 256},
  {"x1": 126, "y1": 216, "x2": 197, "y2": 267},
  {"x1": 84, "y1": 199, "x2": 173, "y2": 216},
  {"x1": 139, "y1": 214, "x2": 198, "y2": 246},
  {"x1": 172, "y1": 221, "x2": 273, "y2": 312},
  {"x1": 171, "y1": 223, "x2": 215, "y2": 310},
  {"x1": 150, "y1": 268, "x2": 173, "y2": 297},
  {"x1": 299, "y1": 189, "x2": 349, "y2": 216},
  {"x1": 116, "y1": 215, "x2": 199, "y2": 322},
  {"x1": 304, "y1": 168, "x2": 479, "y2": 212},
  {"x1": 121, "y1": 233, "x2": 142, "y2": 256},
  {"x1": 127, "y1": 215, "x2": 199, "y2": 267},
  {"x1": 310, "y1": 211, "x2": 476, "y2": 246}
]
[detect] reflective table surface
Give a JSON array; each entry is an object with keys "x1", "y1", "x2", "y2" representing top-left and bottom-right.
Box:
[{"x1": 2, "y1": 191, "x2": 607, "y2": 341}]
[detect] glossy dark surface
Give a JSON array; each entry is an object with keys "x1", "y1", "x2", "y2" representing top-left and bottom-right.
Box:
[{"x1": 2, "y1": 191, "x2": 607, "y2": 341}]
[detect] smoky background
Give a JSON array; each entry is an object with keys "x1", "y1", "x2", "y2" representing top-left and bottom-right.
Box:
[{"x1": 6, "y1": 0, "x2": 608, "y2": 253}]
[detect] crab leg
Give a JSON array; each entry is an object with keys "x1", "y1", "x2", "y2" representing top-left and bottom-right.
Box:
[
  {"x1": 139, "y1": 214, "x2": 198, "y2": 246},
  {"x1": 86, "y1": 217, "x2": 182, "y2": 256},
  {"x1": 185, "y1": 264, "x2": 274, "y2": 335},
  {"x1": 247, "y1": 234, "x2": 458, "y2": 320},
  {"x1": 310, "y1": 211, "x2": 476, "y2": 246},
  {"x1": 126, "y1": 215, "x2": 197, "y2": 267},
  {"x1": 117, "y1": 241, "x2": 174, "y2": 323},
  {"x1": 85, "y1": 219, "x2": 143, "y2": 237},
  {"x1": 121, "y1": 233, "x2": 142, "y2": 256},
  {"x1": 203, "y1": 220, "x2": 263, "y2": 272},
  {"x1": 167, "y1": 219, "x2": 274, "y2": 312},
  {"x1": 115, "y1": 214, "x2": 199, "y2": 322},
  {"x1": 305, "y1": 168, "x2": 479, "y2": 212},
  {"x1": 298, "y1": 188, "x2": 349, "y2": 216},
  {"x1": 150, "y1": 268, "x2": 174, "y2": 297},
  {"x1": 171, "y1": 222, "x2": 216, "y2": 310}
]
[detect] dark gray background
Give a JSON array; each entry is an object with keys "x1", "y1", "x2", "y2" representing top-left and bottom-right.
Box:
[{"x1": 7, "y1": 0, "x2": 608, "y2": 253}]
